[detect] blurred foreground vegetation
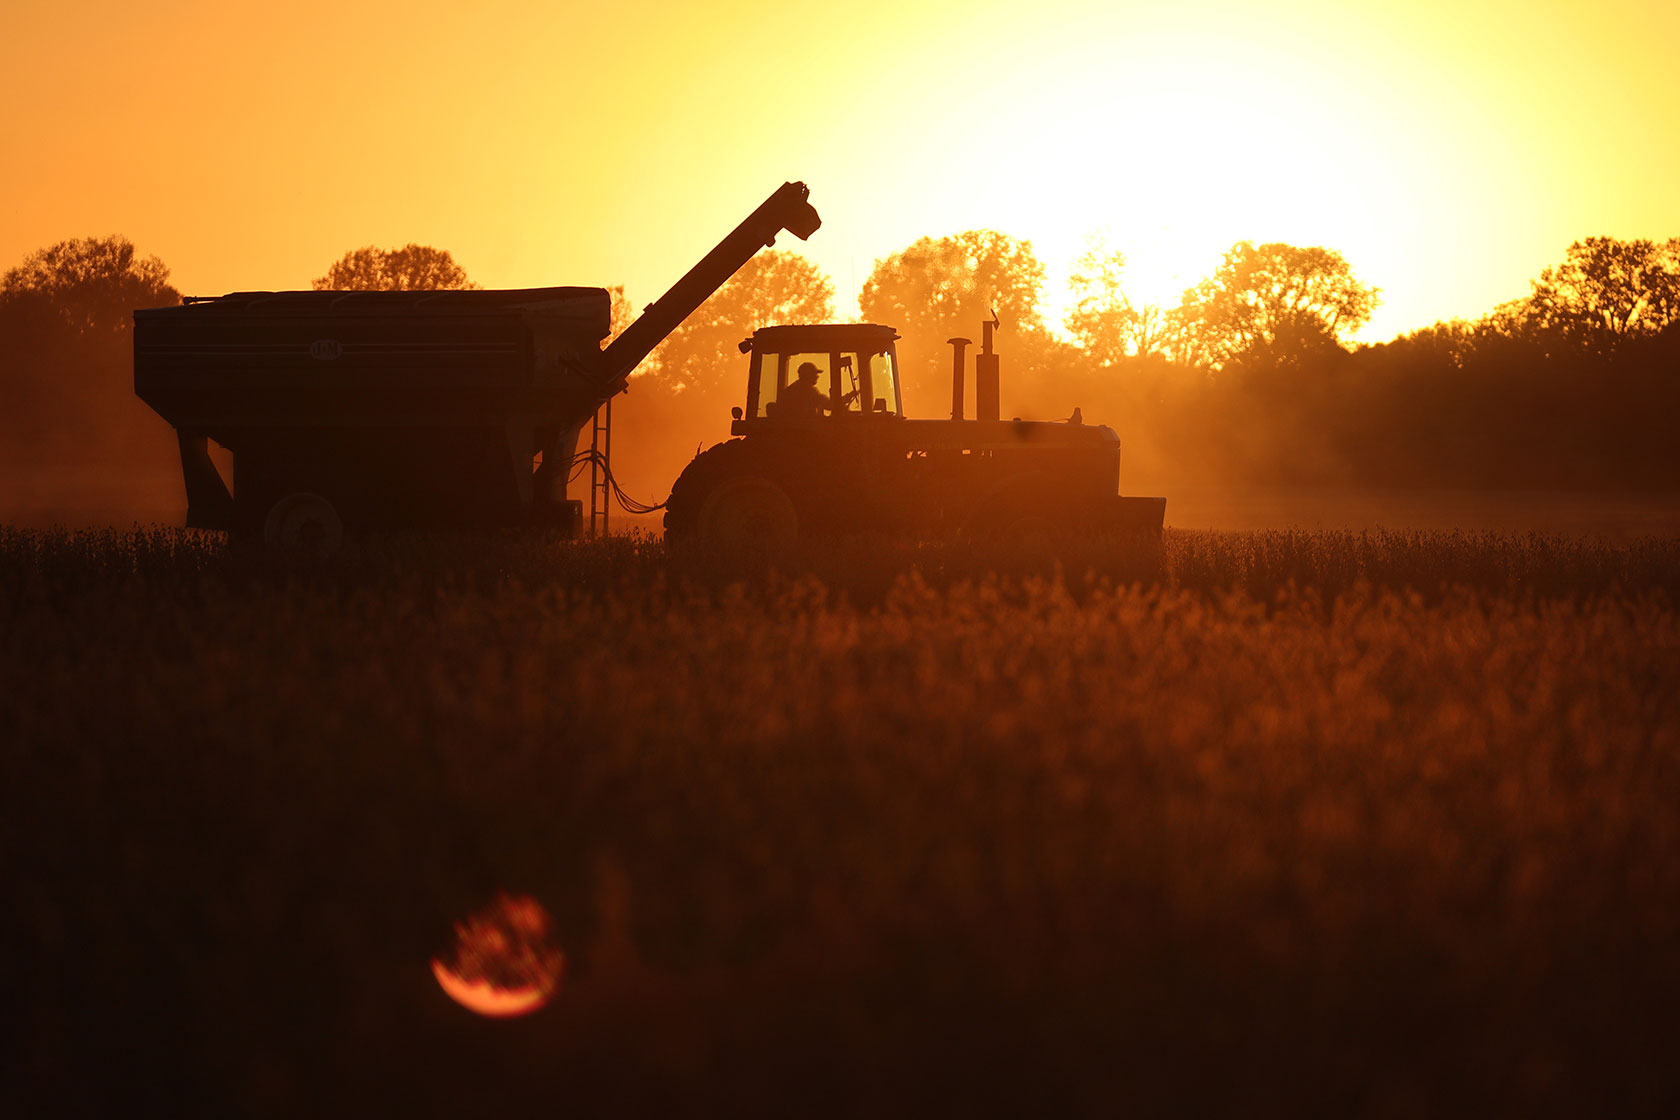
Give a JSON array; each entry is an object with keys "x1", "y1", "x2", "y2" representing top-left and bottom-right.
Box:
[{"x1": 6, "y1": 527, "x2": 1680, "y2": 1116}]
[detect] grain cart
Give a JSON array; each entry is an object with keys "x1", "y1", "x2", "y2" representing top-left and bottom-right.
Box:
[
  {"x1": 663, "y1": 315, "x2": 1166, "y2": 543},
  {"x1": 134, "y1": 182, "x2": 821, "y2": 555}
]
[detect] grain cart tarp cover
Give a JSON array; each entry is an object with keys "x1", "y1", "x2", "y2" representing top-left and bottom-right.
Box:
[{"x1": 134, "y1": 286, "x2": 613, "y2": 534}]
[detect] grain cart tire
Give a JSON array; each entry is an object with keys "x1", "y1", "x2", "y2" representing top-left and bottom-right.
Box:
[{"x1": 263, "y1": 491, "x2": 345, "y2": 561}]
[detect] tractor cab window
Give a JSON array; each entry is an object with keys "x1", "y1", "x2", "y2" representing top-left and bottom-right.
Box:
[
  {"x1": 835, "y1": 354, "x2": 866, "y2": 414},
  {"x1": 751, "y1": 343, "x2": 900, "y2": 419},
  {"x1": 751, "y1": 351, "x2": 784, "y2": 418},
  {"x1": 762, "y1": 350, "x2": 833, "y2": 419},
  {"x1": 867, "y1": 349, "x2": 902, "y2": 415}
]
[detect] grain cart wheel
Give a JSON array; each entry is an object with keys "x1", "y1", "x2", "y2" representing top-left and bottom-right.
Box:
[
  {"x1": 263, "y1": 491, "x2": 345, "y2": 561},
  {"x1": 698, "y1": 478, "x2": 798, "y2": 546}
]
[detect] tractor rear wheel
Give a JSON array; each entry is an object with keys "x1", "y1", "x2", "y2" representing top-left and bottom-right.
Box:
[
  {"x1": 665, "y1": 439, "x2": 800, "y2": 545},
  {"x1": 697, "y1": 478, "x2": 797, "y2": 545}
]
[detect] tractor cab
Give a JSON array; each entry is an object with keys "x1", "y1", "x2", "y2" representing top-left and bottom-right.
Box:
[{"x1": 732, "y1": 324, "x2": 903, "y2": 434}]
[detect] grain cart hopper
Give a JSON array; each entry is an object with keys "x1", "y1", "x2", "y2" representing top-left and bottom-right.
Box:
[
  {"x1": 663, "y1": 314, "x2": 1166, "y2": 543},
  {"x1": 134, "y1": 183, "x2": 820, "y2": 554}
]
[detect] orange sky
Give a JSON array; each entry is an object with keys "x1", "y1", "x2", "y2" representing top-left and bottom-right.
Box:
[{"x1": 4, "y1": 0, "x2": 1676, "y2": 343}]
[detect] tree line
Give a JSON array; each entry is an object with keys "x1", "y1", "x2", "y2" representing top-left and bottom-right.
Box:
[
  {"x1": 621, "y1": 231, "x2": 1680, "y2": 496},
  {"x1": 3, "y1": 232, "x2": 1677, "y2": 502},
  {"x1": 0, "y1": 242, "x2": 477, "y2": 477}
]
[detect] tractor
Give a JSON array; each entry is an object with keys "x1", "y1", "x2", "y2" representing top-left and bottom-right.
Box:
[{"x1": 663, "y1": 316, "x2": 1165, "y2": 543}]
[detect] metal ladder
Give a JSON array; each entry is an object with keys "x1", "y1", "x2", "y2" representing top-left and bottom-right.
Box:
[{"x1": 588, "y1": 398, "x2": 612, "y2": 538}]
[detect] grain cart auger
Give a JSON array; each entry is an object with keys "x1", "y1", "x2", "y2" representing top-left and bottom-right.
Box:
[
  {"x1": 662, "y1": 314, "x2": 1167, "y2": 545},
  {"x1": 133, "y1": 182, "x2": 821, "y2": 556}
]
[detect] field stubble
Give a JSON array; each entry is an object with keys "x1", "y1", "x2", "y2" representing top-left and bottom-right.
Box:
[{"x1": 5, "y1": 525, "x2": 1680, "y2": 1116}]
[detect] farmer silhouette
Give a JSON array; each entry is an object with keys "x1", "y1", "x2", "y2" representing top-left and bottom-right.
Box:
[
  {"x1": 780, "y1": 360, "x2": 857, "y2": 417},
  {"x1": 780, "y1": 361, "x2": 829, "y2": 417}
]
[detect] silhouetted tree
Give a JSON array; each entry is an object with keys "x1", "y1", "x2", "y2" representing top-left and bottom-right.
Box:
[
  {"x1": 1475, "y1": 296, "x2": 1540, "y2": 344},
  {"x1": 1386, "y1": 318, "x2": 1481, "y2": 369},
  {"x1": 313, "y1": 245, "x2": 478, "y2": 290},
  {"x1": 605, "y1": 284, "x2": 634, "y2": 345},
  {"x1": 860, "y1": 231, "x2": 1055, "y2": 408},
  {"x1": 1, "y1": 236, "x2": 180, "y2": 336},
  {"x1": 860, "y1": 231, "x2": 1047, "y2": 336},
  {"x1": 648, "y1": 250, "x2": 834, "y2": 397},
  {"x1": 1174, "y1": 241, "x2": 1379, "y2": 369},
  {"x1": 1519, "y1": 237, "x2": 1680, "y2": 354},
  {"x1": 0, "y1": 236, "x2": 180, "y2": 471},
  {"x1": 1065, "y1": 237, "x2": 1169, "y2": 365}
]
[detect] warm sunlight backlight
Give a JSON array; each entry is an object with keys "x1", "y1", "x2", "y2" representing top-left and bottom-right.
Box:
[
  {"x1": 431, "y1": 892, "x2": 564, "y2": 1018},
  {"x1": 944, "y1": 38, "x2": 1422, "y2": 327},
  {"x1": 6, "y1": 0, "x2": 1677, "y2": 350}
]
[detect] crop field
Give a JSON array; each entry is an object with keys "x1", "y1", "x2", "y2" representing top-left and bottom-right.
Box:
[{"x1": 7, "y1": 526, "x2": 1680, "y2": 1116}]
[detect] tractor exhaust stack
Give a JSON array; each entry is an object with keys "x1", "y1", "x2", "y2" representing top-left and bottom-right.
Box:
[
  {"x1": 976, "y1": 311, "x2": 1001, "y2": 422},
  {"x1": 947, "y1": 336, "x2": 970, "y2": 420}
]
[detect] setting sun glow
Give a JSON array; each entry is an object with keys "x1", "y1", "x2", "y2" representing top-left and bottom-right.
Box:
[{"x1": 4, "y1": 0, "x2": 1674, "y2": 346}]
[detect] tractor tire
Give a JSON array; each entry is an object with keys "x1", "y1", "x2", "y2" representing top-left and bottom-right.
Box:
[
  {"x1": 699, "y1": 478, "x2": 798, "y2": 545},
  {"x1": 664, "y1": 439, "x2": 798, "y2": 545}
]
